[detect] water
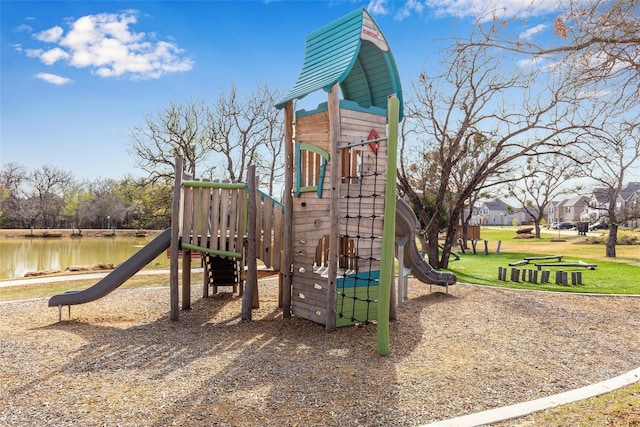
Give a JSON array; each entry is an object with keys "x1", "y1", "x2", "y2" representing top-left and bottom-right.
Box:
[{"x1": 0, "y1": 236, "x2": 170, "y2": 280}]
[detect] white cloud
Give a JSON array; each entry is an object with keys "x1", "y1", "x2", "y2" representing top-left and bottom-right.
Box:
[
  {"x1": 367, "y1": 0, "x2": 389, "y2": 15},
  {"x1": 517, "y1": 54, "x2": 556, "y2": 71},
  {"x1": 519, "y1": 23, "x2": 547, "y2": 40},
  {"x1": 13, "y1": 24, "x2": 33, "y2": 33},
  {"x1": 34, "y1": 26, "x2": 64, "y2": 43},
  {"x1": 517, "y1": 56, "x2": 543, "y2": 68},
  {"x1": 396, "y1": 0, "x2": 425, "y2": 21},
  {"x1": 40, "y1": 47, "x2": 70, "y2": 65},
  {"x1": 25, "y1": 48, "x2": 44, "y2": 58},
  {"x1": 578, "y1": 89, "x2": 613, "y2": 99},
  {"x1": 24, "y1": 11, "x2": 193, "y2": 80},
  {"x1": 35, "y1": 72, "x2": 72, "y2": 85},
  {"x1": 388, "y1": 0, "x2": 563, "y2": 20}
]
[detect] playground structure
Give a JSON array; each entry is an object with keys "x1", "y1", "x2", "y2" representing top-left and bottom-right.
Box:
[{"x1": 48, "y1": 8, "x2": 456, "y2": 352}]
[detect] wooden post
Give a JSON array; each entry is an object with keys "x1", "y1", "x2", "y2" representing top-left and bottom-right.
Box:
[
  {"x1": 170, "y1": 157, "x2": 183, "y2": 321},
  {"x1": 397, "y1": 242, "x2": 406, "y2": 306},
  {"x1": 202, "y1": 255, "x2": 209, "y2": 298},
  {"x1": 377, "y1": 95, "x2": 400, "y2": 356},
  {"x1": 498, "y1": 266, "x2": 506, "y2": 281},
  {"x1": 495, "y1": 240, "x2": 502, "y2": 255},
  {"x1": 556, "y1": 270, "x2": 568, "y2": 285},
  {"x1": 282, "y1": 101, "x2": 294, "y2": 318},
  {"x1": 541, "y1": 270, "x2": 550, "y2": 283},
  {"x1": 483, "y1": 240, "x2": 489, "y2": 255},
  {"x1": 471, "y1": 239, "x2": 478, "y2": 254},
  {"x1": 242, "y1": 165, "x2": 258, "y2": 321},
  {"x1": 182, "y1": 248, "x2": 191, "y2": 310},
  {"x1": 390, "y1": 276, "x2": 397, "y2": 321},
  {"x1": 326, "y1": 84, "x2": 341, "y2": 332},
  {"x1": 571, "y1": 271, "x2": 582, "y2": 285}
]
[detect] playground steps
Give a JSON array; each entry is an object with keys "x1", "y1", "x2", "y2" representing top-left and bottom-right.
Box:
[
  {"x1": 206, "y1": 255, "x2": 238, "y2": 283},
  {"x1": 205, "y1": 255, "x2": 239, "y2": 292}
]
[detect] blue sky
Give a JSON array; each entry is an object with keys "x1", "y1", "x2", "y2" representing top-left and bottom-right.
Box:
[{"x1": 1, "y1": 0, "x2": 564, "y2": 181}]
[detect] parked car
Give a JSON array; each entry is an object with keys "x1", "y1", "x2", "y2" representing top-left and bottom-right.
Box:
[
  {"x1": 552, "y1": 222, "x2": 575, "y2": 229},
  {"x1": 589, "y1": 222, "x2": 608, "y2": 231}
]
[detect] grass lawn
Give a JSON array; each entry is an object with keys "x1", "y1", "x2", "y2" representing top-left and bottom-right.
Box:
[{"x1": 446, "y1": 226, "x2": 640, "y2": 294}]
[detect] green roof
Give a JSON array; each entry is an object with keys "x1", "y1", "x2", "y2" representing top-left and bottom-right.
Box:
[{"x1": 276, "y1": 7, "x2": 403, "y2": 120}]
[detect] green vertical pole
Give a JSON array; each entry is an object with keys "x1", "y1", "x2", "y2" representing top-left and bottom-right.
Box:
[{"x1": 377, "y1": 95, "x2": 399, "y2": 356}]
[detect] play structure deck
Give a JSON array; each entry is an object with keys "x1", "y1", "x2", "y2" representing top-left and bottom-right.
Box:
[{"x1": 48, "y1": 8, "x2": 457, "y2": 353}]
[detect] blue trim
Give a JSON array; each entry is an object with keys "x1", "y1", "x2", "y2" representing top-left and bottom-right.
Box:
[
  {"x1": 295, "y1": 144, "x2": 302, "y2": 197},
  {"x1": 317, "y1": 157, "x2": 327, "y2": 198},
  {"x1": 337, "y1": 270, "x2": 381, "y2": 288},
  {"x1": 295, "y1": 99, "x2": 387, "y2": 119},
  {"x1": 256, "y1": 188, "x2": 284, "y2": 211}
]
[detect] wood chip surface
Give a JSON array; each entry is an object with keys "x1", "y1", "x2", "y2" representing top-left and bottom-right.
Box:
[{"x1": 1, "y1": 279, "x2": 639, "y2": 426}]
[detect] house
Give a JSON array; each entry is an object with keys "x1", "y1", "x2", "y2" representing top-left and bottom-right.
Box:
[
  {"x1": 625, "y1": 190, "x2": 640, "y2": 228},
  {"x1": 513, "y1": 206, "x2": 539, "y2": 225},
  {"x1": 618, "y1": 182, "x2": 640, "y2": 228},
  {"x1": 473, "y1": 198, "x2": 517, "y2": 225},
  {"x1": 583, "y1": 187, "x2": 611, "y2": 223},
  {"x1": 547, "y1": 195, "x2": 589, "y2": 224},
  {"x1": 583, "y1": 182, "x2": 640, "y2": 226},
  {"x1": 561, "y1": 195, "x2": 589, "y2": 222}
]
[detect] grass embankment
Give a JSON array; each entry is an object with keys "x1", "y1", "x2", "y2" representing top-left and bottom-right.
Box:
[
  {"x1": 523, "y1": 382, "x2": 640, "y2": 426},
  {"x1": 448, "y1": 227, "x2": 640, "y2": 294}
]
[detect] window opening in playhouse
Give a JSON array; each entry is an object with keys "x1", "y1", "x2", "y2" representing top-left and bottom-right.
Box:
[{"x1": 295, "y1": 143, "x2": 329, "y2": 198}]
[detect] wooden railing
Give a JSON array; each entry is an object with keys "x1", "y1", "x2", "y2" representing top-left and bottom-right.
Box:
[{"x1": 179, "y1": 180, "x2": 284, "y2": 271}]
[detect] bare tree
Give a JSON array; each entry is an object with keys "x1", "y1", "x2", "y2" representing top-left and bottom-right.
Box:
[
  {"x1": 129, "y1": 98, "x2": 211, "y2": 182},
  {"x1": 399, "y1": 31, "x2": 587, "y2": 269},
  {"x1": 578, "y1": 122, "x2": 640, "y2": 257},
  {"x1": 506, "y1": 156, "x2": 583, "y2": 238},
  {"x1": 253, "y1": 87, "x2": 284, "y2": 196},
  {"x1": 0, "y1": 162, "x2": 29, "y2": 227},
  {"x1": 87, "y1": 178, "x2": 127, "y2": 230},
  {"x1": 29, "y1": 165, "x2": 73, "y2": 228},
  {"x1": 207, "y1": 84, "x2": 283, "y2": 189},
  {"x1": 62, "y1": 181, "x2": 95, "y2": 235},
  {"x1": 478, "y1": 0, "x2": 640, "y2": 110}
]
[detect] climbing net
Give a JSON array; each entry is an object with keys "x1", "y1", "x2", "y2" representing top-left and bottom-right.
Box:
[{"x1": 336, "y1": 144, "x2": 385, "y2": 325}]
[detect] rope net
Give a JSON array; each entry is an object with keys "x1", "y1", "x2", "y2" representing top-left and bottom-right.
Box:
[{"x1": 336, "y1": 146, "x2": 384, "y2": 325}]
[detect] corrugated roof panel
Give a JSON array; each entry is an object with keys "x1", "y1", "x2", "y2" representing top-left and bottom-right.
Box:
[{"x1": 276, "y1": 7, "x2": 403, "y2": 120}]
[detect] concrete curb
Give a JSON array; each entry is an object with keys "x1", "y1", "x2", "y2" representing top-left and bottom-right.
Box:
[{"x1": 422, "y1": 367, "x2": 640, "y2": 426}]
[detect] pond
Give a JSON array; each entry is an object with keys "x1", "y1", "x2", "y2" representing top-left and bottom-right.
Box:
[{"x1": 0, "y1": 236, "x2": 170, "y2": 280}]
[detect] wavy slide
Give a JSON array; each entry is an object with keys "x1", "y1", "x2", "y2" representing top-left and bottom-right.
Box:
[
  {"x1": 48, "y1": 227, "x2": 172, "y2": 308},
  {"x1": 395, "y1": 198, "x2": 457, "y2": 289}
]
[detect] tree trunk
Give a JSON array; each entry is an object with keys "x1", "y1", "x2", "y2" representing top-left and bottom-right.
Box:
[
  {"x1": 461, "y1": 223, "x2": 469, "y2": 249},
  {"x1": 438, "y1": 204, "x2": 464, "y2": 269},
  {"x1": 606, "y1": 225, "x2": 617, "y2": 258},
  {"x1": 426, "y1": 224, "x2": 440, "y2": 268},
  {"x1": 439, "y1": 220, "x2": 459, "y2": 269},
  {"x1": 534, "y1": 221, "x2": 541, "y2": 239}
]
